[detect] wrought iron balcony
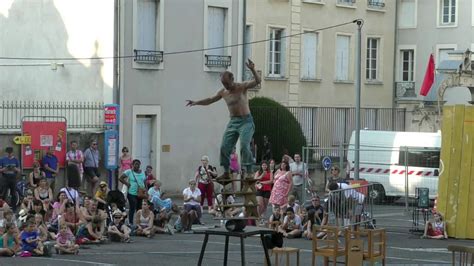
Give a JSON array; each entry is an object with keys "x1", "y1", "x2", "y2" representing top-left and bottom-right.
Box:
[
  {"x1": 134, "y1": 49, "x2": 163, "y2": 64},
  {"x1": 337, "y1": 0, "x2": 355, "y2": 5},
  {"x1": 396, "y1": 82, "x2": 417, "y2": 98},
  {"x1": 367, "y1": 0, "x2": 385, "y2": 8},
  {"x1": 205, "y1": 55, "x2": 231, "y2": 68}
]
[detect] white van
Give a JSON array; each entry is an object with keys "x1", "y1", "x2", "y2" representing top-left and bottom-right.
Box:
[{"x1": 347, "y1": 130, "x2": 441, "y2": 201}]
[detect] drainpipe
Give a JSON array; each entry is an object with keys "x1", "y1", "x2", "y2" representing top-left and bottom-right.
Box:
[
  {"x1": 113, "y1": 0, "x2": 120, "y2": 189},
  {"x1": 242, "y1": 0, "x2": 247, "y2": 81},
  {"x1": 392, "y1": 0, "x2": 399, "y2": 131}
]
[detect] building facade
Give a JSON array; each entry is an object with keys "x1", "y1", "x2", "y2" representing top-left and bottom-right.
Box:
[
  {"x1": 0, "y1": 0, "x2": 114, "y2": 104},
  {"x1": 396, "y1": 0, "x2": 474, "y2": 131},
  {"x1": 245, "y1": 0, "x2": 396, "y2": 108},
  {"x1": 118, "y1": 0, "x2": 244, "y2": 191}
]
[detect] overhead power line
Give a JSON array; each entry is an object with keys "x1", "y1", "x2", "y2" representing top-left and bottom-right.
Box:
[{"x1": 0, "y1": 19, "x2": 361, "y2": 61}]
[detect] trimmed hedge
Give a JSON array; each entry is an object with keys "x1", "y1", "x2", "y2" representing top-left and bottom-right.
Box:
[{"x1": 250, "y1": 97, "x2": 307, "y2": 163}]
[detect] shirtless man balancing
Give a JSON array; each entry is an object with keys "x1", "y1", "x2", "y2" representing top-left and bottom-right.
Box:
[{"x1": 186, "y1": 59, "x2": 261, "y2": 182}]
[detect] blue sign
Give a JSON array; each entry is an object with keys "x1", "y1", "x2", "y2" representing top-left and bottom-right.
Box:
[
  {"x1": 104, "y1": 129, "x2": 119, "y2": 170},
  {"x1": 322, "y1": 156, "x2": 332, "y2": 171}
]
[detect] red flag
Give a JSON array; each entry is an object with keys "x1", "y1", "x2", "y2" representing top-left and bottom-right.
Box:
[{"x1": 419, "y1": 54, "x2": 435, "y2": 96}]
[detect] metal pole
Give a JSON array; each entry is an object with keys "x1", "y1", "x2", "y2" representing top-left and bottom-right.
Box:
[
  {"x1": 354, "y1": 19, "x2": 363, "y2": 180},
  {"x1": 242, "y1": 0, "x2": 247, "y2": 80}
]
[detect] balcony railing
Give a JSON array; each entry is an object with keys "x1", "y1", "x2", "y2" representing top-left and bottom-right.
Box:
[
  {"x1": 337, "y1": 0, "x2": 355, "y2": 5},
  {"x1": 368, "y1": 0, "x2": 385, "y2": 8},
  {"x1": 396, "y1": 82, "x2": 417, "y2": 98},
  {"x1": 134, "y1": 50, "x2": 163, "y2": 64},
  {"x1": 243, "y1": 69, "x2": 262, "y2": 89},
  {"x1": 205, "y1": 55, "x2": 231, "y2": 68}
]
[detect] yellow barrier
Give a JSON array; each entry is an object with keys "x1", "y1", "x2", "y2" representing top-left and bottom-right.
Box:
[{"x1": 438, "y1": 105, "x2": 474, "y2": 239}]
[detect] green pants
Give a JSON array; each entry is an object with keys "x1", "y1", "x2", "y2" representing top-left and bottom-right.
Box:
[{"x1": 220, "y1": 115, "x2": 255, "y2": 173}]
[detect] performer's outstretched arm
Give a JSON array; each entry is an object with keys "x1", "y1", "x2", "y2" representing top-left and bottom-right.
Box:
[{"x1": 186, "y1": 90, "x2": 223, "y2": 106}]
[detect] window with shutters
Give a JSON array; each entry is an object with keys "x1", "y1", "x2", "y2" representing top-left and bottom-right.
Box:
[
  {"x1": 400, "y1": 49, "x2": 414, "y2": 82},
  {"x1": 203, "y1": 2, "x2": 233, "y2": 70},
  {"x1": 301, "y1": 32, "x2": 318, "y2": 80},
  {"x1": 398, "y1": 0, "x2": 417, "y2": 28},
  {"x1": 133, "y1": 0, "x2": 164, "y2": 69},
  {"x1": 335, "y1": 35, "x2": 350, "y2": 81},
  {"x1": 366, "y1": 38, "x2": 379, "y2": 81},
  {"x1": 267, "y1": 27, "x2": 285, "y2": 78},
  {"x1": 439, "y1": 0, "x2": 456, "y2": 26}
]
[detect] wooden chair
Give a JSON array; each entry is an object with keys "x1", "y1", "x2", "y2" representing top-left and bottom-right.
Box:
[
  {"x1": 345, "y1": 228, "x2": 386, "y2": 266},
  {"x1": 448, "y1": 245, "x2": 474, "y2": 266},
  {"x1": 311, "y1": 225, "x2": 345, "y2": 266},
  {"x1": 264, "y1": 247, "x2": 300, "y2": 266}
]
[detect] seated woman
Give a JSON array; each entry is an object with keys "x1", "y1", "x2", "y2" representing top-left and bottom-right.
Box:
[
  {"x1": 181, "y1": 179, "x2": 201, "y2": 233},
  {"x1": 108, "y1": 210, "x2": 131, "y2": 243},
  {"x1": 148, "y1": 180, "x2": 172, "y2": 212},
  {"x1": 50, "y1": 191, "x2": 68, "y2": 227},
  {"x1": 0, "y1": 222, "x2": 21, "y2": 257},
  {"x1": 278, "y1": 207, "x2": 302, "y2": 238},
  {"x1": 28, "y1": 162, "x2": 45, "y2": 189},
  {"x1": 422, "y1": 212, "x2": 448, "y2": 239},
  {"x1": 34, "y1": 178, "x2": 53, "y2": 214},
  {"x1": 76, "y1": 215, "x2": 106, "y2": 244},
  {"x1": 60, "y1": 202, "x2": 84, "y2": 234},
  {"x1": 134, "y1": 200, "x2": 155, "y2": 238}
]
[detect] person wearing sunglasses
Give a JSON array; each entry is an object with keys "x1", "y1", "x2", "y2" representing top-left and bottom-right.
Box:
[
  {"x1": 325, "y1": 166, "x2": 347, "y2": 193},
  {"x1": 84, "y1": 140, "x2": 101, "y2": 196}
]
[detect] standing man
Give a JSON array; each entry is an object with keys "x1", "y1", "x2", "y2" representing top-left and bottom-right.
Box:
[
  {"x1": 0, "y1": 147, "x2": 20, "y2": 211},
  {"x1": 186, "y1": 59, "x2": 261, "y2": 180},
  {"x1": 42, "y1": 146, "x2": 59, "y2": 193},
  {"x1": 66, "y1": 140, "x2": 84, "y2": 188},
  {"x1": 289, "y1": 154, "x2": 308, "y2": 203},
  {"x1": 84, "y1": 140, "x2": 100, "y2": 196}
]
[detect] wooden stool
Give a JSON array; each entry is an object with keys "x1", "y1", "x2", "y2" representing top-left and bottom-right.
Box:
[{"x1": 265, "y1": 247, "x2": 300, "y2": 266}]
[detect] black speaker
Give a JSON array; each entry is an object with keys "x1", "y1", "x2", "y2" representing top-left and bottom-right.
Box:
[
  {"x1": 416, "y1": 187, "x2": 429, "y2": 208},
  {"x1": 225, "y1": 219, "x2": 247, "y2": 232},
  {"x1": 67, "y1": 164, "x2": 81, "y2": 188}
]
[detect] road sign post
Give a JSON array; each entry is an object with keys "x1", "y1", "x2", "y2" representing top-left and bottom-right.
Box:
[{"x1": 322, "y1": 156, "x2": 332, "y2": 188}]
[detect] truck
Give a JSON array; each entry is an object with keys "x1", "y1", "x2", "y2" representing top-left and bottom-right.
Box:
[{"x1": 347, "y1": 130, "x2": 441, "y2": 202}]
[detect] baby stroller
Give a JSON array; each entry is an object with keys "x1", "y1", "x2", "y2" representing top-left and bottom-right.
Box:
[{"x1": 106, "y1": 190, "x2": 127, "y2": 224}]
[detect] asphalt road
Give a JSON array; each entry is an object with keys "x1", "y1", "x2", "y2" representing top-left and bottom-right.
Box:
[{"x1": 1, "y1": 202, "x2": 473, "y2": 265}]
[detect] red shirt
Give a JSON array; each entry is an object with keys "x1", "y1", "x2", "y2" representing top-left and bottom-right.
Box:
[{"x1": 258, "y1": 171, "x2": 272, "y2": 192}]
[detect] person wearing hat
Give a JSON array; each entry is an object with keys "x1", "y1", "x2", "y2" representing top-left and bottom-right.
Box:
[
  {"x1": 107, "y1": 210, "x2": 131, "y2": 243},
  {"x1": 94, "y1": 181, "x2": 108, "y2": 210}
]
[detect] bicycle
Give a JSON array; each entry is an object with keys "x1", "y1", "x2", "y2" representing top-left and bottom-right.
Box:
[{"x1": 5, "y1": 174, "x2": 28, "y2": 208}]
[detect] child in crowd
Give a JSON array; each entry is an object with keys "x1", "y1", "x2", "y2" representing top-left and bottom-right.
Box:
[
  {"x1": 268, "y1": 205, "x2": 282, "y2": 230},
  {"x1": 108, "y1": 210, "x2": 131, "y2": 242},
  {"x1": 0, "y1": 222, "x2": 21, "y2": 257},
  {"x1": 55, "y1": 224, "x2": 79, "y2": 254},
  {"x1": 286, "y1": 195, "x2": 300, "y2": 216},
  {"x1": 145, "y1": 165, "x2": 156, "y2": 189},
  {"x1": 0, "y1": 209, "x2": 16, "y2": 235},
  {"x1": 278, "y1": 207, "x2": 302, "y2": 238},
  {"x1": 34, "y1": 213, "x2": 52, "y2": 241},
  {"x1": 21, "y1": 221, "x2": 44, "y2": 256}
]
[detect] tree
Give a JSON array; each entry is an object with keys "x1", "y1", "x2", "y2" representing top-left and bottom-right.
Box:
[{"x1": 250, "y1": 97, "x2": 307, "y2": 163}]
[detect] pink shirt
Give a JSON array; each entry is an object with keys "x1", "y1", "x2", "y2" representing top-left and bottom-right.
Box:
[
  {"x1": 56, "y1": 230, "x2": 74, "y2": 245},
  {"x1": 120, "y1": 157, "x2": 132, "y2": 171},
  {"x1": 66, "y1": 150, "x2": 84, "y2": 174}
]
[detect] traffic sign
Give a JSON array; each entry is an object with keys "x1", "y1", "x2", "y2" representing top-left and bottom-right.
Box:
[
  {"x1": 13, "y1": 135, "x2": 31, "y2": 145},
  {"x1": 322, "y1": 156, "x2": 332, "y2": 171}
]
